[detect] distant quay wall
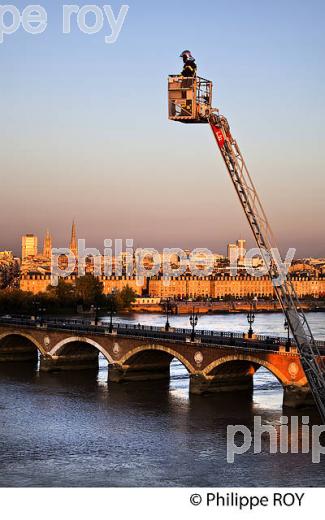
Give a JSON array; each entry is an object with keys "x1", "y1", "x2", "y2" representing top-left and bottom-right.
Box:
[{"x1": 131, "y1": 300, "x2": 325, "y2": 315}]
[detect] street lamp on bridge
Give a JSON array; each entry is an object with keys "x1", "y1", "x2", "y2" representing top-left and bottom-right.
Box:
[
  {"x1": 247, "y1": 300, "x2": 255, "y2": 339},
  {"x1": 107, "y1": 289, "x2": 117, "y2": 333},
  {"x1": 108, "y1": 304, "x2": 116, "y2": 334},
  {"x1": 284, "y1": 319, "x2": 291, "y2": 351},
  {"x1": 189, "y1": 306, "x2": 198, "y2": 342},
  {"x1": 32, "y1": 299, "x2": 40, "y2": 321},
  {"x1": 91, "y1": 304, "x2": 101, "y2": 326},
  {"x1": 32, "y1": 300, "x2": 46, "y2": 325},
  {"x1": 38, "y1": 306, "x2": 46, "y2": 326},
  {"x1": 165, "y1": 298, "x2": 171, "y2": 332}
]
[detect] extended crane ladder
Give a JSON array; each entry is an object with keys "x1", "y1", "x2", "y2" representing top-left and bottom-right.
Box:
[{"x1": 209, "y1": 113, "x2": 325, "y2": 422}]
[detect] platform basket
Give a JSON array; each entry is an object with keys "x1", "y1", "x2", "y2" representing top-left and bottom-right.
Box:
[{"x1": 168, "y1": 75, "x2": 212, "y2": 124}]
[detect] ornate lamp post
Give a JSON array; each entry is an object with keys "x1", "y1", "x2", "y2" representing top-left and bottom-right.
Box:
[
  {"x1": 247, "y1": 301, "x2": 255, "y2": 338},
  {"x1": 189, "y1": 306, "x2": 198, "y2": 342},
  {"x1": 32, "y1": 299, "x2": 40, "y2": 320},
  {"x1": 108, "y1": 304, "x2": 115, "y2": 333},
  {"x1": 107, "y1": 289, "x2": 116, "y2": 333},
  {"x1": 165, "y1": 297, "x2": 171, "y2": 332},
  {"x1": 284, "y1": 319, "x2": 291, "y2": 351},
  {"x1": 38, "y1": 306, "x2": 46, "y2": 326},
  {"x1": 91, "y1": 304, "x2": 101, "y2": 326}
]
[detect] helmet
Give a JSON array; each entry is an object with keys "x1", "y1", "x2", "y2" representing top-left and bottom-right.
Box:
[{"x1": 180, "y1": 50, "x2": 194, "y2": 60}]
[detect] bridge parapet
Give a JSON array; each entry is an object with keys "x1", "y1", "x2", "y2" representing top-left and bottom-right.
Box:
[{"x1": 3, "y1": 316, "x2": 323, "y2": 351}]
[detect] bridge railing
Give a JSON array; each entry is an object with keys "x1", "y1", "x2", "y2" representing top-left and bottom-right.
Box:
[{"x1": 1, "y1": 315, "x2": 325, "y2": 352}]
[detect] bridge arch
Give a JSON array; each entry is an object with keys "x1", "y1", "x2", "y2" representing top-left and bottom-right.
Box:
[
  {"x1": 119, "y1": 344, "x2": 196, "y2": 374},
  {"x1": 49, "y1": 336, "x2": 114, "y2": 364},
  {"x1": 0, "y1": 331, "x2": 45, "y2": 356},
  {"x1": 202, "y1": 354, "x2": 301, "y2": 387}
]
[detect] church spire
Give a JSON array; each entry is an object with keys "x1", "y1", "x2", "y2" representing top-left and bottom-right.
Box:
[
  {"x1": 43, "y1": 229, "x2": 52, "y2": 259},
  {"x1": 69, "y1": 220, "x2": 78, "y2": 257}
]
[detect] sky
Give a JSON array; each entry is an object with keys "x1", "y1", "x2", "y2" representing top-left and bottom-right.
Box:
[{"x1": 1, "y1": 0, "x2": 324, "y2": 257}]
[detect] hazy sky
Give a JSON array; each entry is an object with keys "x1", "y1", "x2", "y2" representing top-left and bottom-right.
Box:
[{"x1": 1, "y1": 0, "x2": 324, "y2": 257}]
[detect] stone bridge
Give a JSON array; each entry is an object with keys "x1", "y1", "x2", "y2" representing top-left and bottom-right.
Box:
[{"x1": 0, "y1": 319, "x2": 322, "y2": 409}]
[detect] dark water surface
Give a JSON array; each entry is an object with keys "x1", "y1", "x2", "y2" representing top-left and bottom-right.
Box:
[{"x1": 0, "y1": 312, "x2": 325, "y2": 487}]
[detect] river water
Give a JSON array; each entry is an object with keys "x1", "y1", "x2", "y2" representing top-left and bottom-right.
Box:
[{"x1": 0, "y1": 312, "x2": 324, "y2": 487}]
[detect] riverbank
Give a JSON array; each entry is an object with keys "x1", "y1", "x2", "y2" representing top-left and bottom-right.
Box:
[{"x1": 130, "y1": 300, "x2": 325, "y2": 315}]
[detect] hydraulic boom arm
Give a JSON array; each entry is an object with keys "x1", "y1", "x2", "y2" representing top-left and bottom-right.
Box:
[{"x1": 209, "y1": 113, "x2": 325, "y2": 422}]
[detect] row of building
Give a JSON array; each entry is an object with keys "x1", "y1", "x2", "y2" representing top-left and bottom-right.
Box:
[{"x1": 19, "y1": 272, "x2": 325, "y2": 299}]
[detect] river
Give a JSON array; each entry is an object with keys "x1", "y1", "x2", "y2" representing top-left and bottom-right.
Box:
[{"x1": 0, "y1": 312, "x2": 324, "y2": 487}]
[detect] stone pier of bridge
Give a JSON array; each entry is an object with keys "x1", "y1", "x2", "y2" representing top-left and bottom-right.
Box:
[{"x1": 0, "y1": 323, "x2": 317, "y2": 409}]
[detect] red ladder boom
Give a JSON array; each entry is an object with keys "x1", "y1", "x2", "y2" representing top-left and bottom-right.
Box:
[{"x1": 209, "y1": 112, "x2": 325, "y2": 422}]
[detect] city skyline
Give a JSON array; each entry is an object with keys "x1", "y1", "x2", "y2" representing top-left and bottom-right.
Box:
[
  {"x1": 18, "y1": 223, "x2": 242, "y2": 258},
  {"x1": 3, "y1": 224, "x2": 325, "y2": 260},
  {"x1": 6, "y1": 223, "x2": 323, "y2": 299},
  {"x1": 1, "y1": 0, "x2": 324, "y2": 257}
]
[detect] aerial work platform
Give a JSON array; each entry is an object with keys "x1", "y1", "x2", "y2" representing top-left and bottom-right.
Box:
[
  {"x1": 168, "y1": 75, "x2": 213, "y2": 123},
  {"x1": 168, "y1": 69, "x2": 325, "y2": 422}
]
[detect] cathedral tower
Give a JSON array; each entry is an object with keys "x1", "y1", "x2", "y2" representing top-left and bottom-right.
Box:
[
  {"x1": 69, "y1": 221, "x2": 78, "y2": 257},
  {"x1": 43, "y1": 230, "x2": 52, "y2": 259}
]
